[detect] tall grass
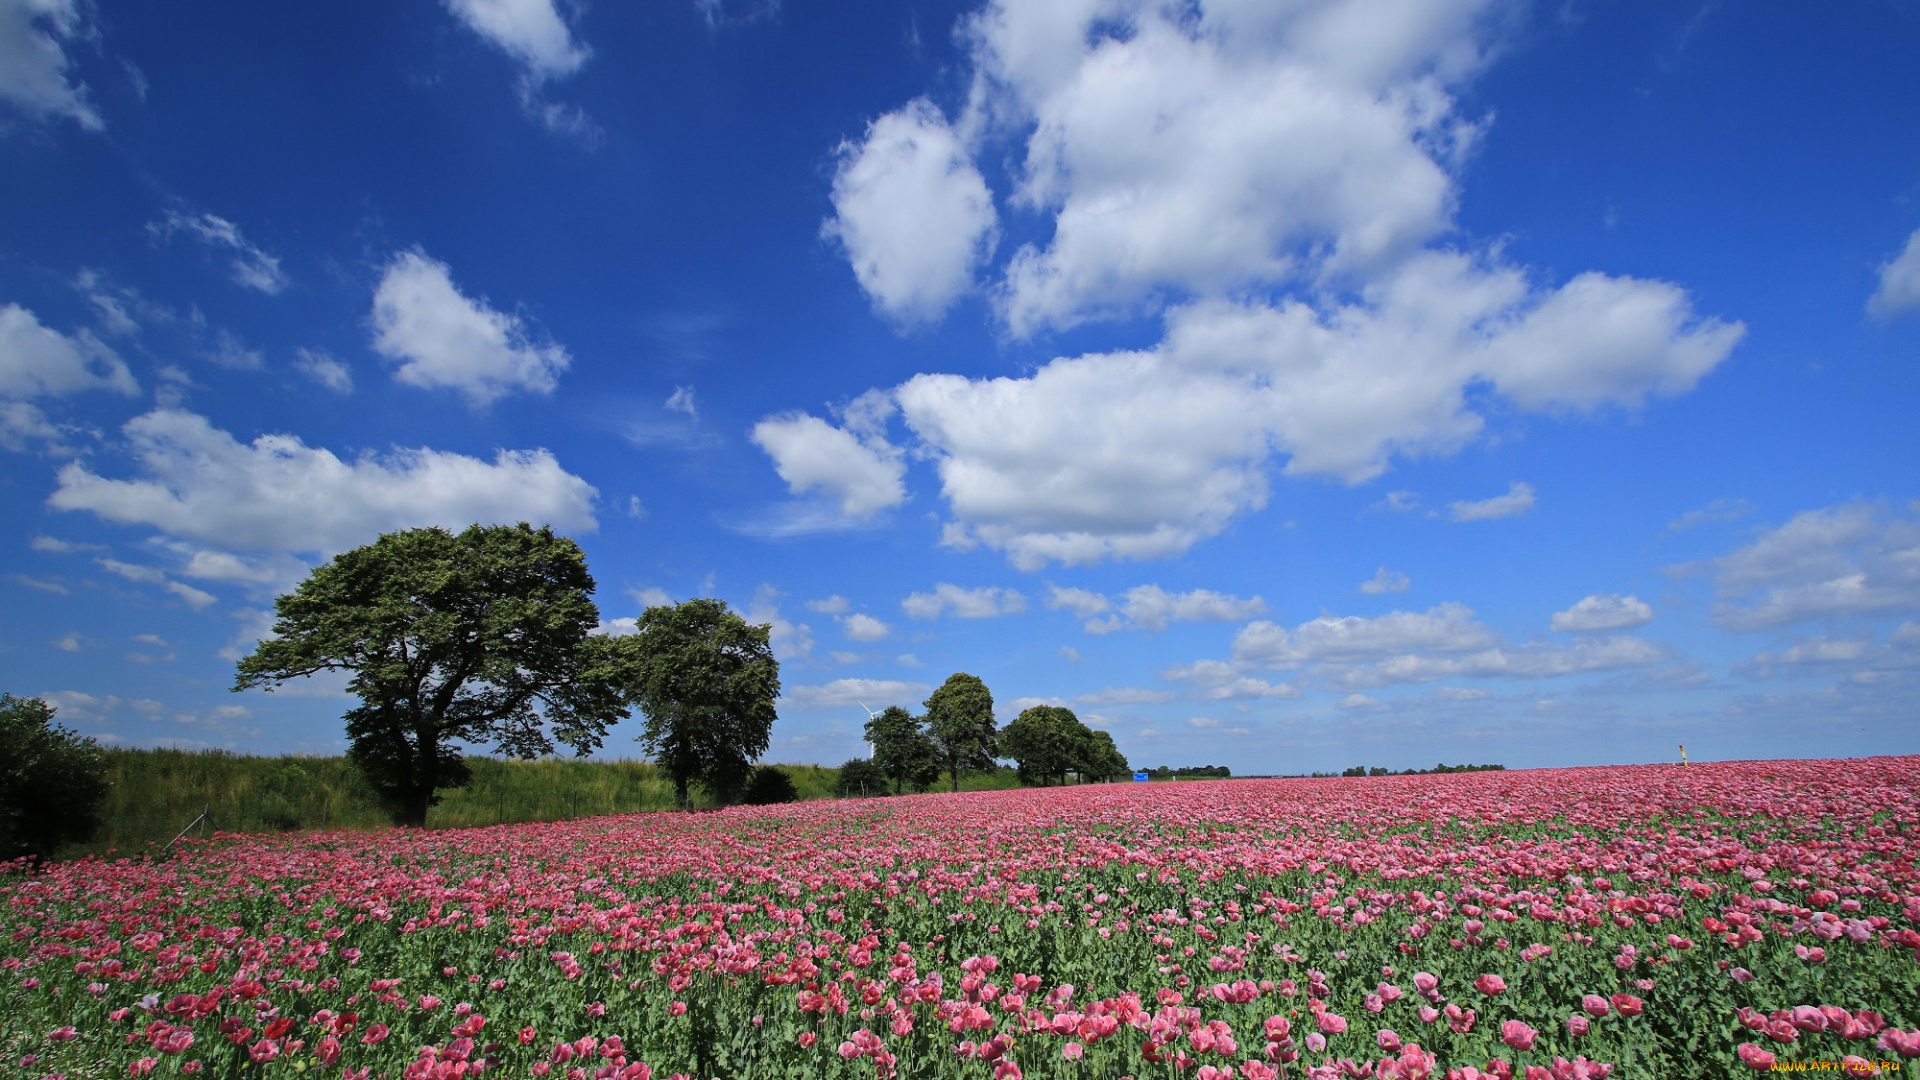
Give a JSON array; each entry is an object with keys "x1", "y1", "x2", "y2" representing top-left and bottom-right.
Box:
[{"x1": 72, "y1": 749, "x2": 849, "y2": 859}]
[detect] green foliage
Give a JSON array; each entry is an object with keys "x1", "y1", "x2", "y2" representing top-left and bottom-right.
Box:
[
  {"x1": 234, "y1": 523, "x2": 627, "y2": 827},
  {"x1": 832, "y1": 757, "x2": 888, "y2": 798},
  {"x1": 742, "y1": 765, "x2": 798, "y2": 805},
  {"x1": 1078, "y1": 729, "x2": 1131, "y2": 782},
  {"x1": 923, "y1": 673, "x2": 996, "y2": 793},
  {"x1": 999, "y1": 705, "x2": 1084, "y2": 786},
  {"x1": 1342, "y1": 762, "x2": 1505, "y2": 777},
  {"x1": 0, "y1": 695, "x2": 109, "y2": 864},
  {"x1": 607, "y1": 598, "x2": 781, "y2": 809},
  {"x1": 864, "y1": 705, "x2": 939, "y2": 794}
]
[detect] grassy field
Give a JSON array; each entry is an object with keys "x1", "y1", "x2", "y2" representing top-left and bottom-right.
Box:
[{"x1": 69, "y1": 747, "x2": 1028, "y2": 858}]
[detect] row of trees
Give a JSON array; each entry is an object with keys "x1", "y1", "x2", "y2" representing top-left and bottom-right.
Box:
[
  {"x1": 837, "y1": 675, "x2": 1131, "y2": 796},
  {"x1": 235, "y1": 524, "x2": 1127, "y2": 824},
  {"x1": 1338, "y1": 763, "x2": 1506, "y2": 777}
]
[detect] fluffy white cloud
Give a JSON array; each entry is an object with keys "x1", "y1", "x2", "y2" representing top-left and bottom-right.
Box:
[
  {"x1": 1867, "y1": 228, "x2": 1920, "y2": 320},
  {"x1": 780, "y1": 678, "x2": 932, "y2": 710},
  {"x1": 889, "y1": 254, "x2": 1734, "y2": 567},
  {"x1": 444, "y1": 0, "x2": 588, "y2": 81},
  {"x1": 824, "y1": 99, "x2": 999, "y2": 325},
  {"x1": 49, "y1": 408, "x2": 598, "y2": 555},
  {"x1": 1707, "y1": 501, "x2": 1920, "y2": 631},
  {"x1": 1360, "y1": 566, "x2": 1410, "y2": 594},
  {"x1": 901, "y1": 582, "x2": 1027, "y2": 619},
  {"x1": 751, "y1": 394, "x2": 906, "y2": 521},
  {"x1": 806, "y1": 594, "x2": 850, "y2": 614},
  {"x1": 628, "y1": 586, "x2": 673, "y2": 609},
  {"x1": 1120, "y1": 585, "x2": 1267, "y2": 630},
  {"x1": 0, "y1": 304, "x2": 138, "y2": 399},
  {"x1": 775, "y1": 0, "x2": 1742, "y2": 570},
  {"x1": 1448, "y1": 481, "x2": 1535, "y2": 523},
  {"x1": 1234, "y1": 602, "x2": 1496, "y2": 667},
  {"x1": 150, "y1": 212, "x2": 287, "y2": 294},
  {"x1": 1044, "y1": 582, "x2": 1264, "y2": 631},
  {"x1": 0, "y1": 0, "x2": 101, "y2": 129},
  {"x1": 1159, "y1": 658, "x2": 1300, "y2": 700},
  {"x1": 1218, "y1": 600, "x2": 1664, "y2": 689},
  {"x1": 1338, "y1": 693, "x2": 1386, "y2": 711},
  {"x1": 969, "y1": 0, "x2": 1494, "y2": 335},
  {"x1": 841, "y1": 613, "x2": 889, "y2": 642},
  {"x1": 371, "y1": 250, "x2": 570, "y2": 407},
  {"x1": 1551, "y1": 594, "x2": 1652, "y2": 633}
]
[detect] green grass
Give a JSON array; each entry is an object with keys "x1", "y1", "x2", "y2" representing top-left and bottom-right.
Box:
[{"x1": 66, "y1": 750, "x2": 1035, "y2": 859}]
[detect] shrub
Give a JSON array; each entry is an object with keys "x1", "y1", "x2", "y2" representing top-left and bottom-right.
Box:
[
  {"x1": 0, "y1": 694, "x2": 110, "y2": 865},
  {"x1": 833, "y1": 757, "x2": 888, "y2": 798},
  {"x1": 742, "y1": 765, "x2": 798, "y2": 805}
]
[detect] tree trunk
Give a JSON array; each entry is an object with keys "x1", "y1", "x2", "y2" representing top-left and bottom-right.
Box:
[
  {"x1": 675, "y1": 773, "x2": 691, "y2": 811},
  {"x1": 401, "y1": 788, "x2": 431, "y2": 828}
]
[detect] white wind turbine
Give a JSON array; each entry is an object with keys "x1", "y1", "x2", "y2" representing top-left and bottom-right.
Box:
[{"x1": 857, "y1": 701, "x2": 878, "y2": 760}]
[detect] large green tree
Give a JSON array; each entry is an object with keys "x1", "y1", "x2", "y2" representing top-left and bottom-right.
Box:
[
  {"x1": 234, "y1": 523, "x2": 626, "y2": 827},
  {"x1": 0, "y1": 694, "x2": 109, "y2": 864},
  {"x1": 923, "y1": 673, "x2": 996, "y2": 793},
  {"x1": 609, "y1": 598, "x2": 779, "y2": 809},
  {"x1": 1000, "y1": 704, "x2": 1085, "y2": 786},
  {"x1": 864, "y1": 705, "x2": 938, "y2": 794}
]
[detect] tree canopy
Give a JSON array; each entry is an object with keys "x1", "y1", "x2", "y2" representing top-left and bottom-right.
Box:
[
  {"x1": 864, "y1": 705, "x2": 939, "y2": 794},
  {"x1": 233, "y1": 523, "x2": 627, "y2": 827},
  {"x1": 1000, "y1": 706, "x2": 1131, "y2": 786},
  {"x1": 923, "y1": 673, "x2": 996, "y2": 793},
  {"x1": 609, "y1": 598, "x2": 780, "y2": 808},
  {"x1": 833, "y1": 757, "x2": 888, "y2": 799},
  {"x1": 0, "y1": 694, "x2": 109, "y2": 864}
]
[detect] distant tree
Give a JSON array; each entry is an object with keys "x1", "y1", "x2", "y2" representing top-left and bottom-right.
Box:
[
  {"x1": 234, "y1": 524, "x2": 628, "y2": 827},
  {"x1": 743, "y1": 765, "x2": 798, "y2": 805},
  {"x1": 1076, "y1": 729, "x2": 1131, "y2": 783},
  {"x1": 1000, "y1": 705, "x2": 1084, "y2": 786},
  {"x1": 834, "y1": 757, "x2": 888, "y2": 798},
  {"x1": 923, "y1": 673, "x2": 996, "y2": 793},
  {"x1": 865, "y1": 705, "x2": 939, "y2": 794},
  {"x1": 609, "y1": 598, "x2": 780, "y2": 810},
  {"x1": 0, "y1": 695, "x2": 110, "y2": 865}
]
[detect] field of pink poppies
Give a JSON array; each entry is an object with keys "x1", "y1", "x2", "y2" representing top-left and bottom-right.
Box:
[{"x1": 4, "y1": 757, "x2": 1919, "y2": 1080}]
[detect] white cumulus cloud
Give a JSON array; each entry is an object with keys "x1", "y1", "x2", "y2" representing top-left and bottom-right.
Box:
[
  {"x1": 371, "y1": 250, "x2": 571, "y2": 407},
  {"x1": 769, "y1": 0, "x2": 1743, "y2": 570},
  {"x1": 1706, "y1": 501, "x2": 1920, "y2": 631},
  {"x1": 0, "y1": 304, "x2": 139, "y2": 399},
  {"x1": 901, "y1": 582, "x2": 1026, "y2": 619},
  {"x1": 0, "y1": 0, "x2": 101, "y2": 129},
  {"x1": 751, "y1": 401, "x2": 906, "y2": 522},
  {"x1": 841, "y1": 613, "x2": 890, "y2": 642},
  {"x1": 1551, "y1": 594, "x2": 1652, "y2": 633},
  {"x1": 1448, "y1": 481, "x2": 1535, "y2": 523},
  {"x1": 444, "y1": 0, "x2": 589, "y2": 81},
  {"x1": 780, "y1": 678, "x2": 932, "y2": 710},
  {"x1": 825, "y1": 99, "x2": 999, "y2": 326},
  {"x1": 1868, "y1": 228, "x2": 1920, "y2": 320},
  {"x1": 49, "y1": 408, "x2": 598, "y2": 556}
]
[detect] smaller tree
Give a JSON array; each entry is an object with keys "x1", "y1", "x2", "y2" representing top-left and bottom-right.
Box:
[
  {"x1": 1000, "y1": 705, "x2": 1084, "y2": 786},
  {"x1": 923, "y1": 673, "x2": 996, "y2": 792},
  {"x1": 834, "y1": 757, "x2": 888, "y2": 798},
  {"x1": 611, "y1": 598, "x2": 781, "y2": 809},
  {"x1": 742, "y1": 765, "x2": 798, "y2": 805},
  {"x1": 0, "y1": 695, "x2": 110, "y2": 865},
  {"x1": 865, "y1": 705, "x2": 939, "y2": 794},
  {"x1": 1076, "y1": 728, "x2": 1131, "y2": 783}
]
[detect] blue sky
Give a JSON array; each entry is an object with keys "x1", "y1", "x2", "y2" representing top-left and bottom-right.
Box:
[{"x1": 3, "y1": 0, "x2": 1917, "y2": 774}]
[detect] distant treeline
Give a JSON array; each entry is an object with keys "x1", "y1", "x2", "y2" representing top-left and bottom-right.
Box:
[
  {"x1": 1148, "y1": 765, "x2": 1233, "y2": 779},
  {"x1": 1325, "y1": 763, "x2": 1506, "y2": 778}
]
